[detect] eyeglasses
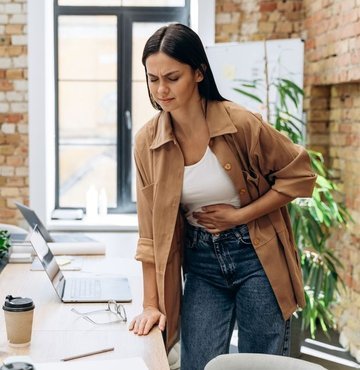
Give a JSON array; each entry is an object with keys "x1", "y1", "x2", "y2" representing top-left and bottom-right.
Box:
[{"x1": 71, "y1": 300, "x2": 127, "y2": 325}]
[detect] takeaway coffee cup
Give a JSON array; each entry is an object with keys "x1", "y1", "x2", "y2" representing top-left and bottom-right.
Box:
[
  {"x1": 0, "y1": 356, "x2": 34, "y2": 370},
  {"x1": 2, "y1": 295, "x2": 35, "y2": 347},
  {"x1": 0, "y1": 356, "x2": 35, "y2": 370},
  {"x1": 0, "y1": 362, "x2": 34, "y2": 370}
]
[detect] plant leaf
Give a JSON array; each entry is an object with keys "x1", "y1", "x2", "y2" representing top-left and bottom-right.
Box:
[{"x1": 232, "y1": 88, "x2": 263, "y2": 103}]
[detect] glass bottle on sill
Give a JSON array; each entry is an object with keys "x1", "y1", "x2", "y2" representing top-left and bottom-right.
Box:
[
  {"x1": 98, "y1": 188, "x2": 108, "y2": 217},
  {"x1": 86, "y1": 185, "x2": 98, "y2": 219}
]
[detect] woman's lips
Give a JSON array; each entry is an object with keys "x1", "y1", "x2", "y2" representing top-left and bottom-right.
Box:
[{"x1": 158, "y1": 98, "x2": 174, "y2": 104}]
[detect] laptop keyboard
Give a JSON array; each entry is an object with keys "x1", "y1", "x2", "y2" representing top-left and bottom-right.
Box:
[{"x1": 70, "y1": 279, "x2": 101, "y2": 298}]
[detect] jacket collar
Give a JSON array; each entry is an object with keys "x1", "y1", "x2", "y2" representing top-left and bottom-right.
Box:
[{"x1": 149, "y1": 100, "x2": 237, "y2": 150}]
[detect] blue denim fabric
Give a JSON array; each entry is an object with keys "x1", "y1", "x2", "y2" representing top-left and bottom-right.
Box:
[{"x1": 180, "y1": 223, "x2": 290, "y2": 370}]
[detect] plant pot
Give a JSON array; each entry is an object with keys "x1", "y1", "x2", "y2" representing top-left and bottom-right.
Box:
[{"x1": 0, "y1": 252, "x2": 9, "y2": 273}]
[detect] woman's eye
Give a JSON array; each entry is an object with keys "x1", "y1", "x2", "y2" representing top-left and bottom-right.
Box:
[
  {"x1": 168, "y1": 77, "x2": 179, "y2": 82},
  {"x1": 149, "y1": 79, "x2": 158, "y2": 83}
]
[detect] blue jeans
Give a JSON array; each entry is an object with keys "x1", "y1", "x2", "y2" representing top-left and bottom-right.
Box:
[{"x1": 180, "y1": 224, "x2": 290, "y2": 370}]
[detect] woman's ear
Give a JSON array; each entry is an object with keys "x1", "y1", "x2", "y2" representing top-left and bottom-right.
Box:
[{"x1": 195, "y1": 67, "x2": 205, "y2": 82}]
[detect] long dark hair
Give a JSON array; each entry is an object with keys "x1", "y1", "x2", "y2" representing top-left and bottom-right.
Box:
[{"x1": 142, "y1": 23, "x2": 226, "y2": 110}]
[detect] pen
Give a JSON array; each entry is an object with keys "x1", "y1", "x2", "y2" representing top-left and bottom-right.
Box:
[
  {"x1": 61, "y1": 347, "x2": 115, "y2": 361},
  {"x1": 59, "y1": 260, "x2": 71, "y2": 267},
  {"x1": 56, "y1": 257, "x2": 72, "y2": 266}
]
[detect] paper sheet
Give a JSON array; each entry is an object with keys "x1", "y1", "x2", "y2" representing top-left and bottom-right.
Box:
[
  {"x1": 48, "y1": 242, "x2": 106, "y2": 255},
  {"x1": 34, "y1": 358, "x2": 148, "y2": 370}
]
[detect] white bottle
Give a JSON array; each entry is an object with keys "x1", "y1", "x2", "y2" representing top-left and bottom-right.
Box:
[
  {"x1": 98, "y1": 187, "x2": 108, "y2": 216},
  {"x1": 86, "y1": 185, "x2": 98, "y2": 219}
]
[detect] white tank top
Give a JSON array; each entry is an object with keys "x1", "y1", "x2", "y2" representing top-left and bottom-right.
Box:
[{"x1": 181, "y1": 146, "x2": 241, "y2": 227}]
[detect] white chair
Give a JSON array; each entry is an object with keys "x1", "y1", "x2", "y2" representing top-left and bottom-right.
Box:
[{"x1": 205, "y1": 353, "x2": 327, "y2": 370}]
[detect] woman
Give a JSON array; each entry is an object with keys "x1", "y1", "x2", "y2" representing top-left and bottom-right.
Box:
[{"x1": 129, "y1": 23, "x2": 316, "y2": 370}]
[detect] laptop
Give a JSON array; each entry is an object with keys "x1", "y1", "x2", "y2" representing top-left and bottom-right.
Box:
[
  {"x1": 15, "y1": 202, "x2": 97, "y2": 243},
  {"x1": 29, "y1": 226, "x2": 132, "y2": 303}
]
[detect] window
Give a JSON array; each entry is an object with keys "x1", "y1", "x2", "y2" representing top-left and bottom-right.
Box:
[{"x1": 54, "y1": 1, "x2": 189, "y2": 213}]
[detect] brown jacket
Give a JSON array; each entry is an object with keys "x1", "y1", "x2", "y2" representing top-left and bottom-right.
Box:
[{"x1": 134, "y1": 100, "x2": 316, "y2": 351}]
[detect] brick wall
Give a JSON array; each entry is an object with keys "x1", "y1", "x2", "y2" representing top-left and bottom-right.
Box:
[
  {"x1": 0, "y1": 0, "x2": 28, "y2": 226},
  {"x1": 304, "y1": 0, "x2": 360, "y2": 85},
  {"x1": 303, "y1": 0, "x2": 360, "y2": 358},
  {"x1": 326, "y1": 84, "x2": 360, "y2": 361},
  {"x1": 216, "y1": 0, "x2": 304, "y2": 42},
  {"x1": 215, "y1": 0, "x2": 360, "y2": 359}
]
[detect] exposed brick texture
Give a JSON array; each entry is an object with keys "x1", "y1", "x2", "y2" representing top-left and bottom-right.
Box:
[
  {"x1": 216, "y1": 0, "x2": 304, "y2": 42},
  {"x1": 302, "y1": 0, "x2": 360, "y2": 355},
  {"x1": 304, "y1": 0, "x2": 360, "y2": 86},
  {"x1": 0, "y1": 0, "x2": 27, "y2": 226}
]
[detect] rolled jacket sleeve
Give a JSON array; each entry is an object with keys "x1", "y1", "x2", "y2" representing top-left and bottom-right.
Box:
[
  {"x1": 134, "y1": 142, "x2": 155, "y2": 264},
  {"x1": 135, "y1": 237, "x2": 155, "y2": 263},
  {"x1": 252, "y1": 118, "x2": 317, "y2": 198}
]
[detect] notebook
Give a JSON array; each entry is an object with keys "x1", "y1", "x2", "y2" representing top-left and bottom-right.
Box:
[
  {"x1": 29, "y1": 226, "x2": 132, "y2": 303},
  {"x1": 15, "y1": 202, "x2": 100, "y2": 244}
]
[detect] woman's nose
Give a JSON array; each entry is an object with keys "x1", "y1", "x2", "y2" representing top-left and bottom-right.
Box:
[{"x1": 157, "y1": 81, "x2": 169, "y2": 95}]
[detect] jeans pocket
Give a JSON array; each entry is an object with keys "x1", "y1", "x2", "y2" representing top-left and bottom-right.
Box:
[{"x1": 234, "y1": 224, "x2": 253, "y2": 246}]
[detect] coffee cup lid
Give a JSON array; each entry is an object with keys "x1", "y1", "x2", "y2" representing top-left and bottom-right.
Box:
[
  {"x1": 0, "y1": 363, "x2": 34, "y2": 370},
  {"x1": 2, "y1": 295, "x2": 35, "y2": 312}
]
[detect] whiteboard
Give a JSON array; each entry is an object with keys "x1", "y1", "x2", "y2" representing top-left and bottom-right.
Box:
[{"x1": 206, "y1": 39, "x2": 304, "y2": 123}]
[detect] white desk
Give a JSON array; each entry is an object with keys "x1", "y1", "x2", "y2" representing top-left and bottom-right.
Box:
[{"x1": 0, "y1": 256, "x2": 169, "y2": 370}]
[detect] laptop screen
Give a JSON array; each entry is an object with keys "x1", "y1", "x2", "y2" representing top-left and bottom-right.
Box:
[
  {"x1": 29, "y1": 226, "x2": 65, "y2": 299},
  {"x1": 15, "y1": 202, "x2": 54, "y2": 242}
]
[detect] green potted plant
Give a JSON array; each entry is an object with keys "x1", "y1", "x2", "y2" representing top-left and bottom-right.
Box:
[
  {"x1": 0, "y1": 229, "x2": 11, "y2": 264},
  {"x1": 234, "y1": 76, "x2": 352, "y2": 341}
]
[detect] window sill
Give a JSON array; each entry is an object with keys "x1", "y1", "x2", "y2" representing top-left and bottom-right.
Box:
[{"x1": 47, "y1": 214, "x2": 138, "y2": 232}]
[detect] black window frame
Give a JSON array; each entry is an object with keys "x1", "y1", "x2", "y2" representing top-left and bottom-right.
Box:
[{"x1": 53, "y1": 0, "x2": 190, "y2": 213}]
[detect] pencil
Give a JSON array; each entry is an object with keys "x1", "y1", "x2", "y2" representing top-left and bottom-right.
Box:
[{"x1": 61, "y1": 347, "x2": 114, "y2": 361}]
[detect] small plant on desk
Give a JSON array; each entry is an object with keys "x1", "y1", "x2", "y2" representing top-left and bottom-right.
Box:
[{"x1": 0, "y1": 230, "x2": 11, "y2": 259}]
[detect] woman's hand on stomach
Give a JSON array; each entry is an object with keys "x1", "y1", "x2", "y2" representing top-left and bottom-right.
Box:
[{"x1": 193, "y1": 204, "x2": 244, "y2": 234}]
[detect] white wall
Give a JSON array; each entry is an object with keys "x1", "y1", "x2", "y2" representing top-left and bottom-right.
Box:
[
  {"x1": 191, "y1": 0, "x2": 215, "y2": 46},
  {"x1": 28, "y1": 0, "x2": 55, "y2": 223}
]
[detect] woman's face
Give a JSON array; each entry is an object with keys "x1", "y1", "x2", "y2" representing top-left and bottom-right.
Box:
[{"x1": 145, "y1": 52, "x2": 203, "y2": 113}]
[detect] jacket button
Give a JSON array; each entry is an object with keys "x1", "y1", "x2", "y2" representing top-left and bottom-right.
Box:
[
  {"x1": 240, "y1": 188, "x2": 246, "y2": 194},
  {"x1": 224, "y1": 163, "x2": 231, "y2": 171}
]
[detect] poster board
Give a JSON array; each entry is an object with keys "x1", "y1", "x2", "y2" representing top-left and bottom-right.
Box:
[{"x1": 206, "y1": 39, "x2": 304, "y2": 126}]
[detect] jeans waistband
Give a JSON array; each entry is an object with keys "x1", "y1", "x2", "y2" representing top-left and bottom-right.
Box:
[{"x1": 185, "y1": 222, "x2": 248, "y2": 243}]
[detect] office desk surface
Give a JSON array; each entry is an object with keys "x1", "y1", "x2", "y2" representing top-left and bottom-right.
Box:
[{"x1": 0, "y1": 257, "x2": 170, "y2": 370}]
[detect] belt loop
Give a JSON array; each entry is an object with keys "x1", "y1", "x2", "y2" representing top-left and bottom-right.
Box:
[
  {"x1": 189, "y1": 225, "x2": 197, "y2": 248},
  {"x1": 194, "y1": 226, "x2": 199, "y2": 247},
  {"x1": 233, "y1": 227, "x2": 240, "y2": 240}
]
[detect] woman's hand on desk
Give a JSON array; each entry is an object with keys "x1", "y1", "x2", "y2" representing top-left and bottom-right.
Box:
[{"x1": 128, "y1": 306, "x2": 166, "y2": 336}]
